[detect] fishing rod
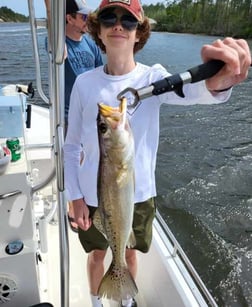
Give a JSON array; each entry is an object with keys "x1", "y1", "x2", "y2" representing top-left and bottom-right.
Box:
[{"x1": 117, "y1": 59, "x2": 252, "y2": 108}]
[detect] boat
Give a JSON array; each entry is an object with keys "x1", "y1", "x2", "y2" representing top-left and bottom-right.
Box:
[{"x1": 0, "y1": 1, "x2": 218, "y2": 306}]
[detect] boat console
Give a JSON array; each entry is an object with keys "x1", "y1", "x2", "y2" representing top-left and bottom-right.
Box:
[{"x1": 0, "y1": 86, "x2": 54, "y2": 307}]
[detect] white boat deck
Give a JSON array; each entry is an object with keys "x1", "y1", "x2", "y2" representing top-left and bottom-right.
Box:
[
  {"x1": 27, "y1": 105, "x2": 208, "y2": 307},
  {"x1": 39, "y1": 218, "x2": 202, "y2": 307}
]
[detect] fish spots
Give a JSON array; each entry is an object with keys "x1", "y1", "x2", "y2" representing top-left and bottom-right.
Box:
[{"x1": 111, "y1": 268, "x2": 127, "y2": 282}]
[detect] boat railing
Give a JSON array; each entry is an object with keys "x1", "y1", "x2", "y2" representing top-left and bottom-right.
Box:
[
  {"x1": 27, "y1": 0, "x2": 49, "y2": 105},
  {"x1": 27, "y1": 1, "x2": 69, "y2": 306},
  {"x1": 27, "y1": 0, "x2": 55, "y2": 194},
  {"x1": 155, "y1": 210, "x2": 218, "y2": 307}
]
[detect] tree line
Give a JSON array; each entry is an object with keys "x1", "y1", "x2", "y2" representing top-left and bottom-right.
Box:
[
  {"x1": 0, "y1": 6, "x2": 29, "y2": 22},
  {"x1": 1, "y1": 2, "x2": 251, "y2": 38},
  {"x1": 143, "y1": 0, "x2": 252, "y2": 38}
]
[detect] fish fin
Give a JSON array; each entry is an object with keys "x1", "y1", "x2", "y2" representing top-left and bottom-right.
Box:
[
  {"x1": 98, "y1": 262, "x2": 138, "y2": 302},
  {"x1": 93, "y1": 209, "x2": 107, "y2": 239},
  {"x1": 126, "y1": 230, "x2": 136, "y2": 248}
]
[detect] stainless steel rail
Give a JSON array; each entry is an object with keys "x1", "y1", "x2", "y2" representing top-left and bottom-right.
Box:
[
  {"x1": 0, "y1": 190, "x2": 22, "y2": 200},
  {"x1": 27, "y1": 0, "x2": 49, "y2": 105},
  {"x1": 155, "y1": 210, "x2": 218, "y2": 307},
  {"x1": 31, "y1": 168, "x2": 56, "y2": 194},
  {"x1": 55, "y1": 2, "x2": 66, "y2": 65},
  {"x1": 45, "y1": 1, "x2": 69, "y2": 306},
  {"x1": 27, "y1": 0, "x2": 56, "y2": 196},
  {"x1": 27, "y1": 1, "x2": 69, "y2": 306}
]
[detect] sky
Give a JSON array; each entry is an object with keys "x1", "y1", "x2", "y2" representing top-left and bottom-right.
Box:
[{"x1": 0, "y1": 0, "x2": 162, "y2": 18}]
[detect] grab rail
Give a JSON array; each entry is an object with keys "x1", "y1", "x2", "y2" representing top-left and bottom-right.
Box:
[
  {"x1": 0, "y1": 190, "x2": 22, "y2": 200},
  {"x1": 55, "y1": 1, "x2": 66, "y2": 64},
  {"x1": 27, "y1": 0, "x2": 49, "y2": 105},
  {"x1": 49, "y1": 1, "x2": 69, "y2": 307},
  {"x1": 27, "y1": 1, "x2": 56, "y2": 195},
  {"x1": 27, "y1": 1, "x2": 69, "y2": 306}
]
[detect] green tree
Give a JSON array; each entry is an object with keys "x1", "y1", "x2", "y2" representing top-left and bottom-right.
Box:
[
  {"x1": 145, "y1": 0, "x2": 252, "y2": 38},
  {"x1": 0, "y1": 6, "x2": 28, "y2": 22}
]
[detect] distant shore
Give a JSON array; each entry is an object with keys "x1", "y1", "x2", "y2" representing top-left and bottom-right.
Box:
[{"x1": 0, "y1": 6, "x2": 29, "y2": 23}]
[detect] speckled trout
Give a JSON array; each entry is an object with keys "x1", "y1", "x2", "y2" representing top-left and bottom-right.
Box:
[{"x1": 93, "y1": 97, "x2": 138, "y2": 301}]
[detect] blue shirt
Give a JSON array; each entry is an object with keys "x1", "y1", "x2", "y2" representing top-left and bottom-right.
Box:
[{"x1": 65, "y1": 34, "x2": 103, "y2": 122}]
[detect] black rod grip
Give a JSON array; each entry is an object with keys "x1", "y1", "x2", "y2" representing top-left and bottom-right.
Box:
[
  {"x1": 152, "y1": 74, "x2": 183, "y2": 96},
  {"x1": 188, "y1": 59, "x2": 225, "y2": 83}
]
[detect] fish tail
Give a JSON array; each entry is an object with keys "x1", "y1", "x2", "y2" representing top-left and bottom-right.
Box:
[{"x1": 98, "y1": 262, "x2": 138, "y2": 302}]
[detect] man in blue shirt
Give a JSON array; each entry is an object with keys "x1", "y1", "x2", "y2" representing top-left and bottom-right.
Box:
[
  {"x1": 65, "y1": 0, "x2": 103, "y2": 127},
  {"x1": 45, "y1": 0, "x2": 103, "y2": 232},
  {"x1": 45, "y1": 0, "x2": 103, "y2": 126}
]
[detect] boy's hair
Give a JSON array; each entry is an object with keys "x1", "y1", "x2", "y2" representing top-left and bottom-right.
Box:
[{"x1": 87, "y1": 13, "x2": 151, "y2": 54}]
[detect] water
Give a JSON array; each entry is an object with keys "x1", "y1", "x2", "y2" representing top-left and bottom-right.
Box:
[
  {"x1": 1, "y1": 23, "x2": 252, "y2": 306},
  {"x1": 0, "y1": 22, "x2": 48, "y2": 101},
  {"x1": 138, "y1": 33, "x2": 252, "y2": 307}
]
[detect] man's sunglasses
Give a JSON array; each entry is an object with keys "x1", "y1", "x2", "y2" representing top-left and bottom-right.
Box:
[
  {"x1": 98, "y1": 13, "x2": 138, "y2": 31},
  {"x1": 80, "y1": 14, "x2": 88, "y2": 22}
]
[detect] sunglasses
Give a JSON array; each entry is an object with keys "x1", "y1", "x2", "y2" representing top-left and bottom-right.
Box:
[
  {"x1": 80, "y1": 14, "x2": 88, "y2": 22},
  {"x1": 98, "y1": 13, "x2": 138, "y2": 31}
]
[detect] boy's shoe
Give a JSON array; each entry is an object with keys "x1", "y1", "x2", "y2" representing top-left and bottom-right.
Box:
[{"x1": 121, "y1": 298, "x2": 137, "y2": 307}]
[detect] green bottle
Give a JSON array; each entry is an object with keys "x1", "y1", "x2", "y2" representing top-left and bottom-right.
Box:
[{"x1": 6, "y1": 138, "x2": 21, "y2": 162}]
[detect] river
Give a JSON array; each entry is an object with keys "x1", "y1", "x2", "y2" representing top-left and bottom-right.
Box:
[{"x1": 0, "y1": 23, "x2": 252, "y2": 306}]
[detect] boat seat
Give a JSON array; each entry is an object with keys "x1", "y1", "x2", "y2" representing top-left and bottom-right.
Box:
[{"x1": 0, "y1": 173, "x2": 42, "y2": 306}]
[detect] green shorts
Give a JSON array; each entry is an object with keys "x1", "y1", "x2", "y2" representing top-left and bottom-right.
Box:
[{"x1": 78, "y1": 198, "x2": 156, "y2": 253}]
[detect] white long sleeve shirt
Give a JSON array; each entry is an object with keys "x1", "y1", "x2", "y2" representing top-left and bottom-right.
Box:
[{"x1": 64, "y1": 63, "x2": 230, "y2": 207}]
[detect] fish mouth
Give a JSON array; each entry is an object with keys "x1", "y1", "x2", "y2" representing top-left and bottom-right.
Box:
[
  {"x1": 98, "y1": 103, "x2": 116, "y2": 117},
  {"x1": 98, "y1": 98, "x2": 127, "y2": 118}
]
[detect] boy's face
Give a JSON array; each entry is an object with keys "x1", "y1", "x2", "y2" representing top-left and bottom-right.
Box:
[{"x1": 98, "y1": 7, "x2": 140, "y2": 53}]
